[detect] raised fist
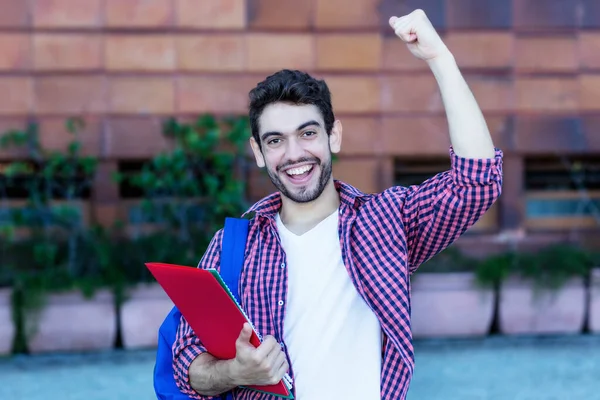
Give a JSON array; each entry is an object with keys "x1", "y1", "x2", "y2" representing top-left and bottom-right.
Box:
[{"x1": 388, "y1": 9, "x2": 451, "y2": 62}]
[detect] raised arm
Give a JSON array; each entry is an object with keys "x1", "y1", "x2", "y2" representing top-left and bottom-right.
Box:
[
  {"x1": 389, "y1": 9, "x2": 496, "y2": 159},
  {"x1": 383, "y1": 9, "x2": 503, "y2": 271}
]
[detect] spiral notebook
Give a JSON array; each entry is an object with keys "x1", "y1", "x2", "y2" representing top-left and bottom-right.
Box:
[{"x1": 145, "y1": 262, "x2": 294, "y2": 399}]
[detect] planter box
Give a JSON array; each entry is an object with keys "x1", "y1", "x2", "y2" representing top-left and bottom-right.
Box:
[
  {"x1": 499, "y1": 276, "x2": 585, "y2": 335},
  {"x1": 410, "y1": 272, "x2": 495, "y2": 338},
  {"x1": 120, "y1": 283, "x2": 174, "y2": 349},
  {"x1": 27, "y1": 289, "x2": 117, "y2": 353},
  {"x1": 0, "y1": 288, "x2": 14, "y2": 355},
  {"x1": 590, "y1": 268, "x2": 600, "y2": 333}
]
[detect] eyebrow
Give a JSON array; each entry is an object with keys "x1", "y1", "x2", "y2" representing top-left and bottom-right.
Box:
[{"x1": 260, "y1": 120, "x2": 321, "y2": 142}]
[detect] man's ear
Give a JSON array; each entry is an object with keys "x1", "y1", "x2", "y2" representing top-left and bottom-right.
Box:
[
  {"x1": 329, "y1": 120, "x2": 343, "y2": 154},
  {"x1": 249, "y1": 137, "x2": 265, "y2": 168}
]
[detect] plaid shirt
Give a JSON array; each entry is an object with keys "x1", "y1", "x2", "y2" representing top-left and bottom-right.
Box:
[{"x1": 173, "y1": 147, "x2": 503, "y2": 400}]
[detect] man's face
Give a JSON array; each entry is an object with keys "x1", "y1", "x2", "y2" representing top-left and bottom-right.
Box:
[{"x1": 250, "y1": 102, "x2": 342, "y2": 204}]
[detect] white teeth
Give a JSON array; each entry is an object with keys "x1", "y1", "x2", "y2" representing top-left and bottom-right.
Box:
[{"x1": 286, "y1": 165, "x2": 312, "y2": 176}]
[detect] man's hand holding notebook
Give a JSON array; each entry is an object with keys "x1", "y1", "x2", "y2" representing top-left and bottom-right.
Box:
[
  {"x1": 146, "y1": 262, "x2": 294, "y2": 399},
  {"x1": 227, "y1": 323, "x2": 290, "y2": 386}
]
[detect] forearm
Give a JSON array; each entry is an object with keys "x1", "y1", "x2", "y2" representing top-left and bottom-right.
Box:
[
  {"x1": 427, "y1": 52, "x2": 496, "y2": 160},
  {"x1": 188, "y1": 353, "x2": 238, "y2": 397}
]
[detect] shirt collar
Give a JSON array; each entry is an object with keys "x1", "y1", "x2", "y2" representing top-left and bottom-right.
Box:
[{"x1": 242, "y1": 180, "x2": 372, "y2": 220}]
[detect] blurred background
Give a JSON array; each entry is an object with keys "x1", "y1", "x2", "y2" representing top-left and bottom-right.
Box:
[{"x1": 1, "y1": 0, "x2": 600, "y2": 399}]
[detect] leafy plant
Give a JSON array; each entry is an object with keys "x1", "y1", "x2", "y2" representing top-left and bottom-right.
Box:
[
  {"x1": 112, "y1": 114, "x2": 251, "y2": 289},
  {"x1": 475, "y1": 251, "x2": 528, "y2": 288},
  {"x1": 0, "y1": 226, "x2": 14, "y2": 288},
  {"x1": 523, "y1": 244, "x2": 592, "y2": 290},
  {"x1": 0, "y1": 118, "x2": 102, "y2": 353},
  {"x1": 475, "y1": 244, "x2": 593, "y2": 291},
  {"x1": 0, "y1": 114, "x2": 252, "y2": 353}
]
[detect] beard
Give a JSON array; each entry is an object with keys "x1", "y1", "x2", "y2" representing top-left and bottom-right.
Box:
[{"x1": 266, "y1": 156, "x2": 332, "y2": 204}]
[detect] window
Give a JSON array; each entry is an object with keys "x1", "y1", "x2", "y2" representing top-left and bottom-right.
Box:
[{"x1": 524, "y1": 155, "x2": 600, "y2": 230}]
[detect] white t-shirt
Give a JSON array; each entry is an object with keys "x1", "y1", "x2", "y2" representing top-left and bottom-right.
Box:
[{"x1": 276, "y1": 209, "x2": 382, "y2": 399}]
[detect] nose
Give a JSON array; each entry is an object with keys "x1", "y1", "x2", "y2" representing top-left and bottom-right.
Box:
[{"x1": 284, "y1": 136, "x2": 305, "y2": 161}]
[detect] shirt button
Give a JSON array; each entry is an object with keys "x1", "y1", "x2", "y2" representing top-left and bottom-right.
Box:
[
  {"x1": 278, "y1": 300, "x2": 284, "y2": 306},
  {"x1": 280, "y1": 262, "x2": 286, "y2": 268}
]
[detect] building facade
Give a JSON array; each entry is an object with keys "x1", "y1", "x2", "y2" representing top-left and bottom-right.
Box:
[{"x1": 0, "y1": 0, "x2": 600, "y2": 255}]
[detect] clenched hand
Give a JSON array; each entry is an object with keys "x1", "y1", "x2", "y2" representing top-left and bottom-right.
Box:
[
  {"x1": 388, "y1": 9, "x2": 451, "y2": 62},
  {"x1": 229, "y1": 323, "x2": 289, "y2": 387}
]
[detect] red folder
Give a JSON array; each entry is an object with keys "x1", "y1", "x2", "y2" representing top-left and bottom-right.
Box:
[{"x1": 146, "y1": 262, "x2": 293, "y2": 399}]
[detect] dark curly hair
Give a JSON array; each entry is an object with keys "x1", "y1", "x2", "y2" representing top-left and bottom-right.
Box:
[{"x1": 248, "y1": 70, "x2": 335, "y2": 149}]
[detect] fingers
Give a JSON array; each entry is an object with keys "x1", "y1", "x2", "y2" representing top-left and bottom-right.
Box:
[
  {"x1": 276, "y1": 352, "x2": 289, "y2": 375},
  {"x1": 388, "y1": 9, "x2": 427, "y2": 42},
  {"x1": 255, "y1": 335, "x2": 279, "y2": 360},
  {"x1": 388, "y1": 15, "x2": 416, "y2": 43},
  {"x1": 236, "y1": 322, "x2": 253, "y2": 344}
]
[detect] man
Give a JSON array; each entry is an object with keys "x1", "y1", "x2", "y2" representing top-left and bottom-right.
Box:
[{"x1": 172, "y1": 9, "x2": 503, "y2": 400}]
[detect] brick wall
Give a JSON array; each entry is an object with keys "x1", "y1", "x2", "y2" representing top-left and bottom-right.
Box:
[{"x1": 1, "y1": 0, "x2": 600, "y2": 240}]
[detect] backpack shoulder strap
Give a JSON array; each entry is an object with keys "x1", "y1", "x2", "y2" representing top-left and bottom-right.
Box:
[
  {"x1": 219, "y1": 217, "x2": 250, "y2": 400},
  {"x1": 219, "y1": 217, "x2": 250, "y2": 304}
]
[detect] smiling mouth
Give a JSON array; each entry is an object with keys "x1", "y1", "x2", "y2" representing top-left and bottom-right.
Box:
[{"x1": 283, "y1": 164, "x2": 315, "y2": 184}]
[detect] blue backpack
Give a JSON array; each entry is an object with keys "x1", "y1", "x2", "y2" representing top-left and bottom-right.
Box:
[{"x1": 153, "y1": 217, "x2": 250, "y2": 400}]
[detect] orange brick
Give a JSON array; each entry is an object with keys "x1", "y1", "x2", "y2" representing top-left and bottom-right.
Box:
[
  {"x1": 338, "y1": 117, "x2": 381, "y2": 156},
  {"x1": 105, "y1": 35, "x2": 175, "y2": 71},
  {"x1": 466, "y1": 75, "x2": 514, "y2": 113},
  {"x1": 34, "y1": 34, "x2": 102, "y2": 70},
  {"x1": 315, "y1": 0, "x2": 379, "y2": 28},
  {"x1": 177, "y1": 35, "x2": 244, "y2": 71},
  {"x1": 109, "y1": 77, "x2": 175, "y2": 114},
  {"x1": 514, "y1": 0, "x2": 577, "y2": 31},
  {"x1": 0, "y1": 78, "x2": 33, "y2": 115},
  {"x1": 444, "y1": 33, "x2": 513, "y2": 68},
  {"x1": 382, "y1": 38, "x2": 429, "y2": 71},
  {"x1": 515, "y1": 36, "x2": 577, "y2": 72},
  {"x1": 35, "y1": 76, "x2": 106, "y2": 114},
  {"x1": 105, "y1": 0, "x2": 173, "y2": 27},
  {"x1": 32, "y1": 0, "x2": 102, "y2": 27},
  {"x1": 37, "y1": 117, "x2": 102, "y2": 156},
  {"x1": 332, "y1": 158, "x2": 379, "y2": 194},
  {"x1": 580, "y1": 33, "x2": 600, "y2": 69},
  {"x1": 381, "y1": 116, "x2": 509, "y2": 156},
  {"x1": 246, "y1": 34, "x2": 314, "y2": 72},
  {"x1": 580, "y1": 75, "x2": 600, "y2": 111},
  {"x1": 176, "y1": 0, "x2": 246, "y2": 29},
  {"x1": 381, "y1": 75, "x2": 442, "y2": 113},
  {"x1": 0, "y1": 34, "x2": 30, "y2": 70},
  {"x1": 316, "y1": 34, "x2": 382, "y2": 71},
  {"x1": 381, "y1": 117, "x2": 450, "y2": 156},
  {"x1": 248, "y1": 0, "x2": 312, "y2": 29},
  {"x1": 0, "y1": 1, "x2": 29, "y2": 27},
  {"x1": 514, "y1": 116, "x2": 584, "y2": 153},
  {"x1": 104, "y1": 116, "x2": 170, "y2": 158},
  {"x1": 176, "y1": 76, "x2": 256, "y2": 114},
  {"x1": 516, "y1": 78, "x2": 578, "y2": 111},
  {"x1": 324, "y1": 76, "x2": 381, "y2": 113}
]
